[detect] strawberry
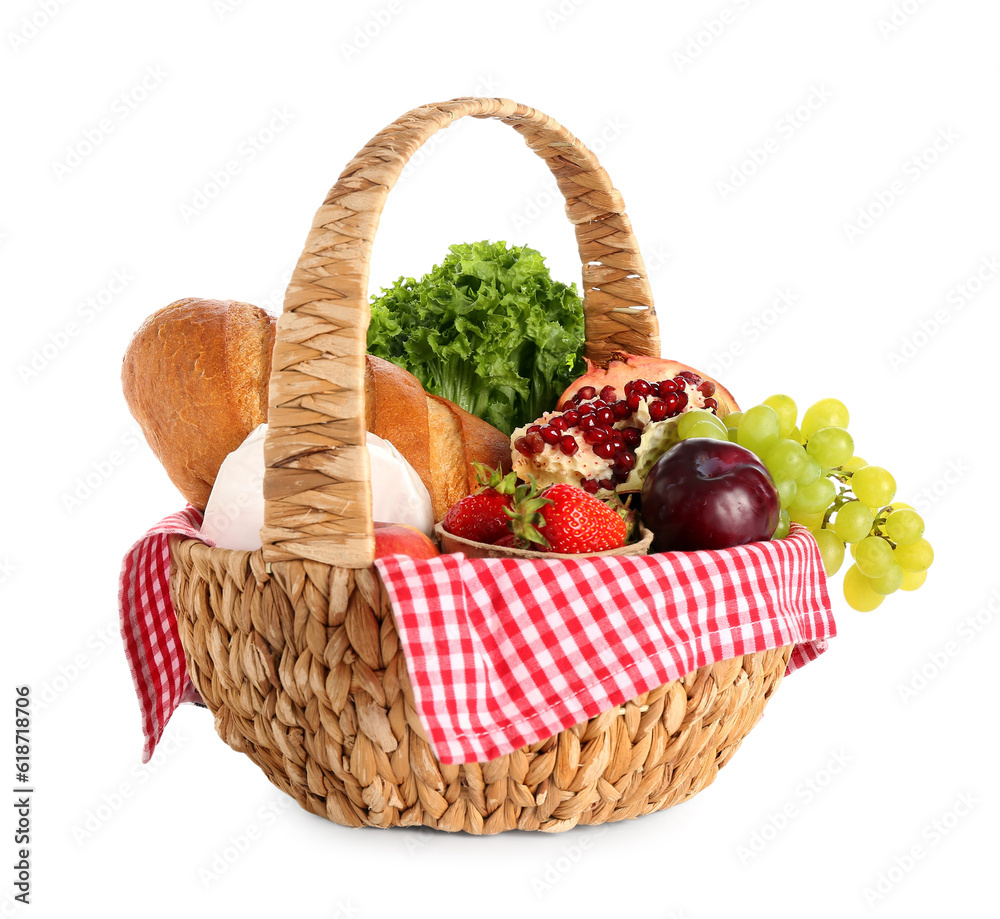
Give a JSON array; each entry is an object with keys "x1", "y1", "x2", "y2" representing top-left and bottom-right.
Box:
[
  {"x1": 441, "y1": 464, "x2": 519, "y2": 544},
  {"x1": 510, "y1": 481, "x2": 627, "y2": 554}
]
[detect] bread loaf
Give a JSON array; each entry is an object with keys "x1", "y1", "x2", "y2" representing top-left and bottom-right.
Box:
[
  {"x1": 121, "y1": 298, "x2": 275, "y2": 509},
  {"x1": 122, "y1": 298, "x2": 512, "y2": 518}
]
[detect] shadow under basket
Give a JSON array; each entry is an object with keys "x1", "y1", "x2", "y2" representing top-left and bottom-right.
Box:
[{"x1": 168, "y1": 96, "x2": 794, "y2": 833}]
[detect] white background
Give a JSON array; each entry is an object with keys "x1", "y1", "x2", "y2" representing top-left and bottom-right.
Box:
[{"x1": 1, "y1": 0, "x2": 997, "y2": 916}]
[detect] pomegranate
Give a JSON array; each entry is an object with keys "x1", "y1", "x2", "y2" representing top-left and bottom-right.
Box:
[
  {"x1": 557, "y1": 356, "x2": 739, "y2": 416},
  {"x1": 511, "y1": 355, "x2": 740, "y2": 496}
]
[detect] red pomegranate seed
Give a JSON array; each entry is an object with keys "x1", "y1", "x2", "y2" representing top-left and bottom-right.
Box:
[
  {"x1": 676, "y1": 371, "x2": 701, "y2": 384},
  {"x1": 615, "y1": 451, "x2": 636, "y2": 472},
  {"x1": 550, "y1": 415, "x2": 568, "y2": 432},
  {"x1": 514, "y1": 437, "x2": 532, "y2": 456},
  {"x1": 663, "y1": 392, "x2": 680, "y2": 413},
  {"x1": 560, "y1": 435, "x2": 579, "y2": 456},
  {"x1": 591, "y1": 399, "x2": 607, "y2": 411},
  {"x1": 579, "y1": 414, "x2": 598, "y2": 431},
  {"x1": 648, "y1": 400, "x2": 669, "y2": 421},
  {"x1": 563, "y1": 409, "x2": 580, "y2": 427},
  {"x1": 632, "y1": 380, "x2": 652, "y2": 396},
  {"x1": 611, "y1": 469, "x2": 629, "y2": 484},
  {"x1": 578, "y1": 403, "x2": 595, "y2": 417},
  {"x1": 581, "y1": 478, "x2": 599, "y2": 494},
  {"x1": 659, "y1": 379, "x2": 679, "y2": 394},
  {"x1": 697, "y1": 380, "x2": 716, "y2": 397},
  {"x1": 599, "y1": 385, "x2": 617, "y2": 402},
  {"x1": 526, "y1": 432, "x2": 545, "y2": 453},
  {"x1": 597, "y1": 476, "x2": 615, "y2": 490},
  {"x1": 626, "y1": 392, "x2": 642, "y2": 413},
  {"x1": 540, "y1": 424, "x2": 561, "y2": 445},
  {"x1": 594, "y1": 442, "x2": 616, "y2": 459},
  {"x1": 622, "y1": 427, "x2": 641, "y2": 449},
  {"x1": 677, "y1": 391, "x2": 689, "y2": 410},
  {"x1": 703, "y1": 397, "x2": 719, "y2": 411},
  {"x1": 596, "y1": 407, "x2": 615, "y2": 426},
  {"x1": 576, "y1": 385, "x2": 597, "y2": 401},
  {"x1": 528, "y1": 424, "x2": 542, "y2": 434},
  {"x1": 583, "y1": 428, "x2": 608, "y2": 446},
  {"x1": 612, "y1": 400, "x2": 631, "y2": 420}
]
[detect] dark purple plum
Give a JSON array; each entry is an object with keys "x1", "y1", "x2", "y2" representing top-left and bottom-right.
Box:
[{"x1": 641, "y1": 438, "x2": 780, "y2": 552}]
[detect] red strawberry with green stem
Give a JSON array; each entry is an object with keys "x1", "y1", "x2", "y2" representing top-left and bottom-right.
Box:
[
  {"x1": 441, "y1": 464, "x2": 519, "y2": 544},
  {"x1": 509, "y1": 481, "x2": 628, "y2": 554}
]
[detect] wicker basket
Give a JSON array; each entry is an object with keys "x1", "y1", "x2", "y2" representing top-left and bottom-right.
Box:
[{"x1": 169, "y1": 97, "x2": 792, "y2": 834}]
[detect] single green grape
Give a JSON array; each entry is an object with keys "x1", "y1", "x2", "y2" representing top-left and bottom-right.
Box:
[
  {"x1": 801, "y1": 398, "x2": 849, "y2": 438},
  {"x1": 773, "y1": 509, "x2": 791, "y2": 539},
  {"x1": 840, "y1": 455, "x2": 868, "y2": 474},
  {"x1": 791, "y1": 426, "x2": 804, "y2": 444},
  {"x1": 678, "y1": 409, "x2": 727, "y2": 438},
  {"x1": 688, "y1": 423, "x2": 729, "y2": 441},
  {"x1": 813, "y1": 528, "x2": 845, "y2": 575},
  {"x1": 737, "y1": 404, "x2": 781, "y2": 457},
  {"x1": 763, "y1": 394, "x2": 798, "y2": 439},
  {"x1": 884, "y1": 509, "x2": 924, "y2": 546},
  {"x1": 724, "y1": 411, "x2": 743, "y2": 435},
  {"x1": 806, "y1": 426, "x2": 854, "y2": 469},
  {"x1": 789, "y1": 476, "x2": 836, "y2": 515},
  {"x1": 789, "y1": 509, "x2": 826, "y2": 529},
  {"x1": 854, "y1": 536, "x2": 894, "y2": 578},
  {"x1": 900, "y1": 569, "x2": 927, "y2": 592},
  {"x1": 869, "y1": 563, "x2": 904, "y2": 595},
  {"x1": 764, "y1": 439, "x2": 808, "y2": 482},
  {"x1": 832, "y1": 501, "x2": 874, "y2": 544},
  {"x1": 893, "y1": 538, "x2": 934, "y2": 572},
  {"x1": 797, "y1": 456, "x2": 823, "y2": 487},
  {"x1": 851, "y1": 465, "x2": 896, "y2": 507},
  {"x1": 843, "y1": 564, "x2": 884, "y2": 612},
  {"x1": 776, "y1": 478, "x2": 797, "y2": 508}
]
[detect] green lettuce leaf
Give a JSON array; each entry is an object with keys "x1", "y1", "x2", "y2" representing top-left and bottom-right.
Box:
[{"x1": 367, "y1": 241, "x2": 585, "y2": 436}]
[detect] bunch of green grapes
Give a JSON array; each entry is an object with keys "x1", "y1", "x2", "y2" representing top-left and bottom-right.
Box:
[{"x1": 672, "y1": 396, "x2": 933, "y2": 612}]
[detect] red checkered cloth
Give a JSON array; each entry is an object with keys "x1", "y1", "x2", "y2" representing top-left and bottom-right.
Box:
[
  {"x1": 375, "y1": 524, "x2": 834, "y2": 764},
  {"x1": 119, "y1": 506, "x2": 208, "y2": 763},
  {"x1": 121, "y1": 509, "x2": 834, "y2": 765}
]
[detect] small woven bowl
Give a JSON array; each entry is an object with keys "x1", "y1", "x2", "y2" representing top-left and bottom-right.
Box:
[{"x1": 434, "y1": 522, "x2": 655, "y2": 560}]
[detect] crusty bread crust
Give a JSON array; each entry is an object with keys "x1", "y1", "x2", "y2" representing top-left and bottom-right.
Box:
[
  {"x1": 429, "y1": 395, "x2": 514, "y2": 495},
  {"x1": 425, "y1": 395, "x2": 468, "y2": 521},
  {"x1": 121, "y1": 298, "x2": 275, "y2": 508},
  {"x1": 364, "y1": 355, "x2": 433, "y2": 497},
  {"x1": 122, "y1": 300, "x2": 513, "y2": 519}
]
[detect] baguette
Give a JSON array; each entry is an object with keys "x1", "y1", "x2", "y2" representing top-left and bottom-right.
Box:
[
  {"x1": 122, "y1": 298, "x2": 512, "y2": 518},
  {"x1": 121, "y1": 298, "x2": 275, "y2": 509}
]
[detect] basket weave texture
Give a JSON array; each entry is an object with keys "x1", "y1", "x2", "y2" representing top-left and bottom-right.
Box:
[{"x1": 170, "y1": 97, "x2": 792, "y2": 833}]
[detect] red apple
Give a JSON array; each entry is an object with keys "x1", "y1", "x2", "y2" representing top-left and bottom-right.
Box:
[{"x1": 373, "y1": 522, "x2": 439, "y2": 560}]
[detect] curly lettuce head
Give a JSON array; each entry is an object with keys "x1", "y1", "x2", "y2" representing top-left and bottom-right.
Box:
[{"x1": 367, "y1": 241, "x2": 586, "y2": 436}]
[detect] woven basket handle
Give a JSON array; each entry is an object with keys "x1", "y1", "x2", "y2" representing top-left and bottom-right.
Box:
[{"x1": 262, "y1": 97, "x2": 659, "y2": 568}]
